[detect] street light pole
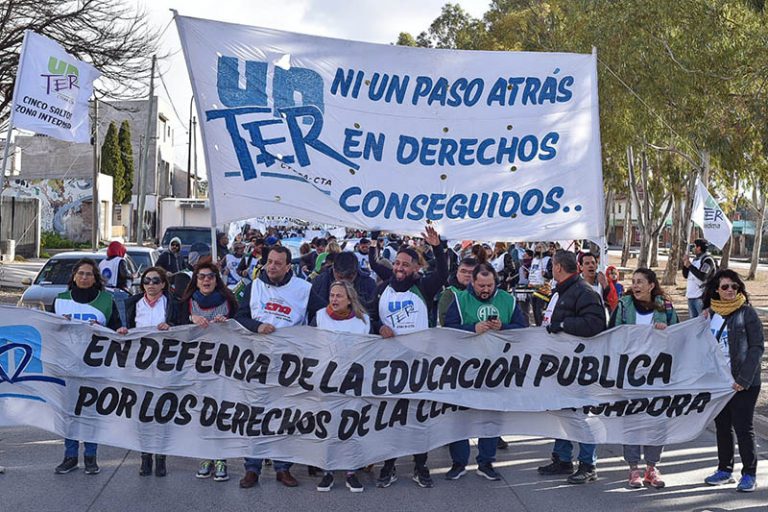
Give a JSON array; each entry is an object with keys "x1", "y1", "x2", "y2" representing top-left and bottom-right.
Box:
[{"x1": 187, "y1": 95, "x2": 194, "y2": 198}]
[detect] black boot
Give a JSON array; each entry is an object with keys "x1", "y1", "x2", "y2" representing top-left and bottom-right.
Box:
[
  {"x1": 139, "y1": 453, "x2": 152, "y2": 476},
  {"x1": 154, "y1": 455, "x2": 167, "y2": 477}
]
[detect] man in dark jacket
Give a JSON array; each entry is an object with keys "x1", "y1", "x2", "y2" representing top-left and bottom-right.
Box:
[
  {"x1": 538, "y1": 250, "x2": 606, "y2": 484},
  {"x1": 369, "y1": 225, "x2": 448, "y2": 490},
  {"x1": 157, "y1": 237, "x2": 182, "y2": 274},
  {"x1": 308, "y1": 251, "x2": 376, "y2": 322}
]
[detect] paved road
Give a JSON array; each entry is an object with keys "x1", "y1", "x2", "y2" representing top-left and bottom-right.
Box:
[{"x1": 0, "y1": 426, "x2": 765, "y2": 512}]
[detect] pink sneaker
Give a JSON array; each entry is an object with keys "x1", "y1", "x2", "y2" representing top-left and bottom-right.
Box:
[
  {"x1": 628, "y1": 468, "x2": 643, "y2": 488},
  {"x1": 643, "y1": 466, "x2": 665, "y2": 488}
]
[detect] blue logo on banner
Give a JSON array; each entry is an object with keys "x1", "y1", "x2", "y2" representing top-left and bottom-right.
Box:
[{"x1": 0, "y1": 325, "x2": 66, "y2": 402}]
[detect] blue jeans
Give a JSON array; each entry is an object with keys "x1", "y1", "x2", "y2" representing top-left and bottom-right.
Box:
[
  {"x1": 109, "y1": 289, "x2": 130, "y2": 327},
  {"x1": 244, "y1": 458, "x2": 292, "y2": 474},
  {"x1": 449, "y1": 437, "x2": 498, "y2": 466},
  {"x1": 64, "y1": 439, "x2": 97, "y2": 458},
  {"x1": 687, "y1": 298, "x2": 704, "y2": 319},
  {"x1": 552, "y1": 439, "x2": 597, "y2": 465}
]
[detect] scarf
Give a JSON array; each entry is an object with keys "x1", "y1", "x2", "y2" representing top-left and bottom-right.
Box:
[
  {"x1": 144, "y1": 292, "x2": 165, "y2": 308},
  {"x1": 710, "y1": 293, "x2": 746, "y2": 317},
  {"x1": 193, "y1": 289, "x2": 227, "y2": 309},
  {"x1": 326, "y1": 304, "x2": 355, "y2": 321}
]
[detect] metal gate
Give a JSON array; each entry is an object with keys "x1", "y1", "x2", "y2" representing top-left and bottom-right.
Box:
[{"x1": 0, "y1": 196, "x2": 41, "y2": 258}]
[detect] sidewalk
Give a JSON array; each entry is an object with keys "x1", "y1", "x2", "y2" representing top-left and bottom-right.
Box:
[{"x1": 1, "y1": 425, "x2": 765, "y2": 512}]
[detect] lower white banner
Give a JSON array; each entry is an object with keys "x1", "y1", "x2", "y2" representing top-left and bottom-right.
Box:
[{"x1": 0, "y1": 306, "x2": 733, "y2": 469}]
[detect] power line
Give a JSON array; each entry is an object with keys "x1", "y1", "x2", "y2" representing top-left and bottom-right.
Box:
[{"x1": 156, "y1": 69, "x2": 188, "y2": 130}]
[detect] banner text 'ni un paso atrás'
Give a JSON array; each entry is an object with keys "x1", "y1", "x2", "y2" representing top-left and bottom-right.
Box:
[{"x1": 175, "y1": 14, "x2": 604, "y2": 240}]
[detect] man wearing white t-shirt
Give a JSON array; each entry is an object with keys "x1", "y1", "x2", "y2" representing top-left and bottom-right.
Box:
[{"x1": 235, "y1": 246, "x2": 313, "y2": 490}]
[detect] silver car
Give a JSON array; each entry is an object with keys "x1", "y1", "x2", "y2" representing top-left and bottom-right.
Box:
[{"x1": 18, "y1": 252, "x2": 139, "y2": 312}]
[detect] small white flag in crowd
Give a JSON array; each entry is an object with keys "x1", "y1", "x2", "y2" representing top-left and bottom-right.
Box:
[
  {"x1": 10, "y1": 31, "x2": 101, "y2": 143},
  {"x1": 691, "y1": 178, "x2": 732, "y2": 249}
]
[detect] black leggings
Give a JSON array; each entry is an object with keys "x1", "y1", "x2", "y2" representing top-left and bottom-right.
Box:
[{"x1": 714, "y1": 385, "x2": 760, "y2": 476}]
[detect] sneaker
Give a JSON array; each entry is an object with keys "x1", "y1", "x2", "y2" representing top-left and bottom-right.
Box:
[
  {"x1": 445, "y1": 463, "x2": 467, "y2": 480},
  {"x1": 567, "y1": 463, "x2": 597, "y2": 484},
  {"x1": 154, "y1": 456, "x2": 167, "y2": 478},
  {"x1": 317, "y1": 473, "x2": 334, "y2": 492},
  {"x1": 737, "y1": 474, "x2": 757, "y2": 492},
  {"x1": 196, "y1": 460, "x2": 213, "y2": 479},
  {"x1": 477, "y1": 463, "x2": 501, "y2": 481},
  {"x1": 497, "y1": 437, "x2": 509, "y2": 450},
  {"x1": 84, "y1": 456, "x2": 100, "y2": 475},
  {"x1": 139, "y1": 454, "x2": 152, "y2": 476},
  {"x1": 346, "y1": 474, "x2": 364, "y2": 493},
  {"x1": 537, "y1": 456, "x2": 574, "y2": 475},
  {"x1": 54, "y1": 456, "x2": 79, "y2": 474},
  {"x1": 628, "y1": 468, "x2": 643, "y2": 488},
  {"x1": 213, "y1": 460, "x2": 229, "y2": 482},
  {"x1": 704, "y1": 470, "x2": 735, "y2": 486},
  {"x1": 377, "y1": 464, "x2": 397, "y2": 488},
  {"x1": 412, "y1": 466, "x2": 434, "y2": 488},
  {"x1": 643, "y1": 466, "x2": 665, "y2": 489}
]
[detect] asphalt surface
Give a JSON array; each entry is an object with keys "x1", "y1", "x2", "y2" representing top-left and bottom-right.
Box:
[{"x1": 0, "y1": 426, "x2": 765, "y2": 512}]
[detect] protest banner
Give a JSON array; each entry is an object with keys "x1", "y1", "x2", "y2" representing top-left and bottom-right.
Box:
[
  {"x1": 9, "y1": 31, "x2": 101, "y2": 143},
  {"x1": 692, "y1": 178, "x2": 733, "y2": 249},
  {"x1": 174, "y1": 14, "x2": 604, "y2": 241},
  {"x1": 0, "y1": 306, "x2": 733, "y2": 469}
]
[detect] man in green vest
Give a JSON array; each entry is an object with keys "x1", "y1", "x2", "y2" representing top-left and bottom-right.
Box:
[
  {"x1": 437, "y1": 256, "x2": 478, "y2": 327},
  {"x1": 443, "y1": 262, "x2": 528, "y2": 481}
]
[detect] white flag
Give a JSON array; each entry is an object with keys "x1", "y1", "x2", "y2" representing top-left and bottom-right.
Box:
[
  {"x1": 10, "y1": 31, "x2": 101, "y2": 143},
  {"x1": 691, "y1": 178, "x2": 732, "y2": 249}
]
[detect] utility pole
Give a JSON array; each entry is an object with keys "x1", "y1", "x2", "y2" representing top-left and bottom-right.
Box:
[
  {"x1": 187, "y1": 95, "x2": 194, "y2": 198},
  {"x1": 191, "y1": 115, "x2": 197, "y2": 199},
  {"x1": 136, "y1": 55, "x2": 156, "y2": 245},
  {"x1": 91, "y1": 97, "x2": 100, "y2": 250}
]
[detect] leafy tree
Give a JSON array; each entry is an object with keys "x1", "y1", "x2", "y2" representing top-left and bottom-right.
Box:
[
  {"x1": 118, "y1": 120, "x2": 134, "y2": 203},
  {"x1": 0, "y1": 0, "x2": 163, "y2": 125},
  {"x1": 100, "y1": 121, "x2": 125, "y2": 203}
]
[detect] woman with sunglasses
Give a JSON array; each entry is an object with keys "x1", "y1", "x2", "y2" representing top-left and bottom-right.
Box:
[
  {"x1": 53, "y1": 258, "x2": 123, "y2": 476},
  {"x1": 609, "y1": 268, "x2": 677, "y2": 489},
  {"x1": 176, "y1": 261, "x2": 238, "y2": 482},
  {"x1": 702, "y1": 269, "x2": 763, "y2": 492},
  {"x1": 117, "y1": 266, "x2": 176, "y2": 477},
  {"x1": 311, "y1": 280, "x2": 370, "y2": 492}
]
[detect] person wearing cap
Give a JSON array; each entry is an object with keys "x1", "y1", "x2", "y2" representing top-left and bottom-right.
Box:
[
  {"x1": 158, "y1": 237, "x2": 183, "y2": 274},
  {"x1": 682, "y1": 238, "x2": 717, "y2": 318},
  {"x1": 369, "y1": 225, "x2": 448, "y2": 490},
  {"x1": 355, "y1": 238, "x2": 376, "y2": 278}
]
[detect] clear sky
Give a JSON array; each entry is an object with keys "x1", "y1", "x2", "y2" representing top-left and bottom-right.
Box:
[{"x1": 138, "y1": 0, "x2": 490, "y2": 176}]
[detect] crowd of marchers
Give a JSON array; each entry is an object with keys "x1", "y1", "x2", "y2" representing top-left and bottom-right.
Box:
[{"x1": 27, "y1": 228, "x2": 763, "y2": 494}]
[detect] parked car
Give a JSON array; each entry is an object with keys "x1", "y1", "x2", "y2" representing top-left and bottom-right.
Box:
[
  {"x1": 18, "y1": 252, "x2": 139, "y2": 312},
  {"x1": 99, "y1": 245, "x2": 159, "y2": 273}
]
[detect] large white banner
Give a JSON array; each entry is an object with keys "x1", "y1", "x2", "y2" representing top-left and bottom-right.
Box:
[
  {"x1": 0, "y1": 307, "x2": 732, "y2": 469},
  {"x1": 692, "y1": 178, "x2": 733, "y2": 249},
  {"x1": 11, "y1": 31, "x2": 101, "y2": 143},
  {"x1": 175, "y1": 14, "x2": 605, "y2": 240}
]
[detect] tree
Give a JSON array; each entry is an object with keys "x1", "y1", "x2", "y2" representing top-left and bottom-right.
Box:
[
  {"x1": 118, "y1": 120, "x2": 134, "y2": 204},
  {"x1": 0, "y1": 0, "x2": 162, "y2": 125},
  {"x1": 100, "y1": 121, "x2": 125, "y2": 203}
]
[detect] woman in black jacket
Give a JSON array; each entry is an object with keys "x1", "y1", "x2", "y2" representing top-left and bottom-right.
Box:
[
  {"x1": 117, "y1": 266, "x2": 175, "y2": 477},
  {"x1": 701, "y1": 269, "x2": 763, "y2": 492}
]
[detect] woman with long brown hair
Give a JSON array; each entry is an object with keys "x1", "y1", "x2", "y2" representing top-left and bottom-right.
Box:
[
  {"x1": 177, "y1": 261, "x2": 238, "y2": 482},
  {"x1": 609, "y1": 268, "x2": 678, "y2": 489}
]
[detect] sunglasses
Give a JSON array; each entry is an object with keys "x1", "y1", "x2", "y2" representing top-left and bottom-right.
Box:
[
  {"x1": 197, "y1": 272, "x2": 217, "y2": 281},
  {"x1": 143, "y1": 277, "x2": 162, "y2": 285},
  {"x1": 719, "y1": 283, "x2": 739, "y2": 291}
]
